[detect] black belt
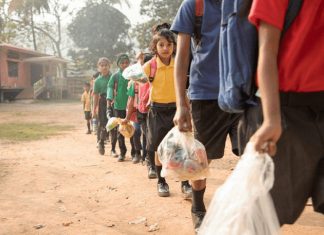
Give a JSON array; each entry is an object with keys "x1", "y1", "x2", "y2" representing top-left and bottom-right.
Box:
[
  {"x1": 150, "y1": 102, "x2": 176, "y2": 109},
  {"x1": 280, "y1": 91, "x2": 324, "y2": 106}
]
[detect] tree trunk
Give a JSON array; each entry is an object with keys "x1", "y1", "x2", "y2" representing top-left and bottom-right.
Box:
[{"x1": 30, "y1": 10, "x2": 37, "y2": 51}]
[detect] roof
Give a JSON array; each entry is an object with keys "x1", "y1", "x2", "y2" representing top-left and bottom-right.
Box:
[
  {"x1": 23, "y1": 56, "x2": 70, "y2": 64},
  {"x1": 0, "y1": 43, "x2": 47, "y2": 56}
]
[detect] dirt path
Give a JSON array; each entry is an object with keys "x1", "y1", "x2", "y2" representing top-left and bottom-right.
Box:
[{"x1": 0, "y1": 101, "x2": 323, "y2": 235}]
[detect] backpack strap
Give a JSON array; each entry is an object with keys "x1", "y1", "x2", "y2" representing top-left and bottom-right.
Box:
[
  {"x1": 282, "y1": 0, "x2": 303, "y2": 35},
  {"x1": 194, "y1": 0, "x2": 204, "y2": 46},
  {"x1": 133, "y1": 82, "x2": 139, "y2": 109},
  {"x1": 149, "y1": 57, "x2": 157, "y2": 83}
]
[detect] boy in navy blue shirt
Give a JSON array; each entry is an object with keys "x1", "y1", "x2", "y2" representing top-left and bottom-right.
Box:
[{"x1": 171, "y1": 0, "x2": 241, "y2": 232}]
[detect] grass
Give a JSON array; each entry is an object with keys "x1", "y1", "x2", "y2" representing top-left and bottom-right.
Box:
[{"x1": 0, "y1": 122, "x2": 74, "y2": 142}]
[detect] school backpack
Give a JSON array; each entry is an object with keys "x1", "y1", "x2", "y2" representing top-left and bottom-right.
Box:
[{"x1": 218, "y1": 0, "x2": 303, "y2": 113}]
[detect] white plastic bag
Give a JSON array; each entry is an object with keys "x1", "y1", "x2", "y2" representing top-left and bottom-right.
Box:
[
  {"x1": 198, "y1": 142, "x2": 280, "y2": 235},
  {"x1": 157, "y1": 126, "x2": 209, "y2": 181},
  {"x1": 122, "y1": 62, "x2": 148, "y2": 83}
]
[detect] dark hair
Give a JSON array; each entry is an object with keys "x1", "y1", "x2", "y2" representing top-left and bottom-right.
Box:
[
  {"x1": 149, "y1": 28, "x2": 176, "y2": 56},
  {"x1": 143, "y1": 53, "x2": 154, "y2": 63},
  {"x1": 152, "y1": 22, "x2": 171, "y2": 35},
  {"x1": 84, "y1": 82, "x2": 90, "y2": 87},
  {"x1": 92, "y1": 72, "x2": 100, "y2": 79}
]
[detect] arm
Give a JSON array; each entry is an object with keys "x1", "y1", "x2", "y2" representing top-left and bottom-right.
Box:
[
  {"x1": 107, "y1": 75, "x2": 115, "y2": 108},
  {"x1": 93, "y1": 93, "x2": 99, "y2": 117},
  {"x1": 122, "y1": 96, "x2": 135, "y2": 124},
  {"x1": 173, "y1": 33, "x2": 192, "y2": 132},
  {"x1": 250, "y1": 21, "x2": 282, "y2": 156}
]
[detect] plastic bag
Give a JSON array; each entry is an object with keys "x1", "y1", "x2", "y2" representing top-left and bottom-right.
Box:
[
  {"x1": 157, "y1": 126, "x2": 209, "y2": 181},
  {"x1": 118, "y1": 122, "x2": 135, "y2": 138},
  {"x1": 198, "y1": 142, "x2": 280, "y2": 235},
  {"x1": 122, "y1": 62, "x2": 148, "y2": 83},
  {"x1": 106, "y1": 117, "x2": 121, "y2": 131}
]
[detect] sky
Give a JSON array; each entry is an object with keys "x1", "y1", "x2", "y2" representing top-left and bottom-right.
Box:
[
  {"x1": 120, "y1": 1, "x2": 144, "y2": 25},
  {"x1": 68, "y1": 0, "x2": 144, "y2": 25}
]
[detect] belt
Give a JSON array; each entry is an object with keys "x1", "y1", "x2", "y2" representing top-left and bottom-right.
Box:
[
  {"x1": 150, "y1": 102, "x2": 176, "y2": 109},
  {"x1": 280, "y1": 91, "x2": 324, "y2": 106}
]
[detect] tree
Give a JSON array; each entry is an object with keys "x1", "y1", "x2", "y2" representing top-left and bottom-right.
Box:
[
  {"x1": 68, "y1": 1, "x2": 133, "y2": 69},
  {"x1": 132, "y1": 0, "x2": 183, "y2": 50},
  {"x1": 8, "y1": 0, "x2": 50, "y2": 50}
]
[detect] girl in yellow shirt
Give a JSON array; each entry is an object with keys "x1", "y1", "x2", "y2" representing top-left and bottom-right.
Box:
[{"x1": 144, "y1": 25, "x2": 192, "y2": 198}]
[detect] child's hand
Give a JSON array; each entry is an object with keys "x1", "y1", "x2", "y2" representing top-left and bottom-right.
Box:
[{"x1": 121, "y1": 118, "x2": 129, "y2": 125}]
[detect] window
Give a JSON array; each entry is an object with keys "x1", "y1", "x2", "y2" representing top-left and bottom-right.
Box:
[{"x1": 8, "y1": 61, "x2": 18, "y2": 77}]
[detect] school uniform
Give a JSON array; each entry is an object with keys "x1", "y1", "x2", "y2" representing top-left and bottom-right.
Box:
[
  {"x1": 143, "y1": 56, "x2": 177, "y2": 152},
  {"x1": 239, "y1": 0, "x2": 324, "y2": 225},
  {"x1": 107, "y1": 69, "x2": 128, "y2": 156},
  {"x1": 93, "y1": 74, "x2": 110, "y2": 143},
  {"x1": 171, "y1": 0, "x2": 241, "y2": 159}
]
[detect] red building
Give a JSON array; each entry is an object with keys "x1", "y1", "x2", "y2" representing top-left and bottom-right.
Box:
[{"x1": 0, "y1": 43, "x2": 68, "y2": 102}]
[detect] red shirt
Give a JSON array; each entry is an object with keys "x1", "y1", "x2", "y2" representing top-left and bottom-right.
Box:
[{"x1": 249, "y1": 0, "x2": 324, "y2": 92}]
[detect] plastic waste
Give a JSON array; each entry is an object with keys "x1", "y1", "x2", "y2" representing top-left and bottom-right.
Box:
[
  {"x1": 198, "y1": 142, "x2": 280, "y2": 235},
  {"x1": 157, "y1": 126, "x2": 209, "y2": 181}
]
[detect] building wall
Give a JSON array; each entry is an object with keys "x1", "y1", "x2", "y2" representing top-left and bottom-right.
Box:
[{"x1": 0, "y1": 47, "x2": 31, "y2": 89}]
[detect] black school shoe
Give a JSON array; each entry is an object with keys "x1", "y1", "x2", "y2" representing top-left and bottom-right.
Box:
[
  {"x1": 181, "y1": 182, "x2": 193, "y2": 199},
  {"x1": 117, "y1": 154, "x2": 125, "y2": 162},
  {"x1": 157, "y1": 182, "x2": 170, "y2": 197},
  {"x1": 132, "y1": 154, "x2": 140, "y2": 164},
  {"x1": 191, "y1": 210, "x2": 206, "y2": 234},
  {"x1": 148, "y1": 166, "x2": 157, "y2": 179}
]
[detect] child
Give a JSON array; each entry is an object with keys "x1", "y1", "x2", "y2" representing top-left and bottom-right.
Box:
[
  {"x1": 137, "y1": 52, "x2": 156, "y2": 177},
  {"x1": 121, "y1": 80, "x2": 142, "y2": 164},
  {"x1": 144, "y1": 26, "x2": 192, "y2": 198},
  {"x1": 93, "y1": 57, "x2": 112, "y2": 155},
  {"x1": 107, "y1": 53, "x2": 130, "y2": 162},
  {"x1": 81, "y1": 82, "x2": 92, "y2": 134},
  {"x1": 171, "y1": 0, "x2": 241, "y2": 231},
  {"x1": 239, "y1": 0, "x2": 324, "y2": 226}
]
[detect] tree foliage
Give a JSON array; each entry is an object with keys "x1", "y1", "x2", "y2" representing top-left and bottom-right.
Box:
[
  {"x1": 8, "y1": 0, "x2": 50, "y2": 50},
  {"x1": 68, "y1": 1, "x2": 133, "y2": 69},
  {"x1": 132, "y1": 0, "x2": 183, "y2": 50}
]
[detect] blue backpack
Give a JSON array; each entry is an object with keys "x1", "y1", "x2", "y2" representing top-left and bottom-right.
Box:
[{"x1": 218, "y1": 0, "x2": 303, "y2": 113}]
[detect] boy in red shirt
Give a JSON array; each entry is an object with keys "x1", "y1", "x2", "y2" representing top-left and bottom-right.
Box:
[{"x1": 239, "y1": 0, "x2": 324, "y2": 225}]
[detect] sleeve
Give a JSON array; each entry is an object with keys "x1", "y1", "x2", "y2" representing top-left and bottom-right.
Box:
[
  {"x1": 81, "y1": 93, "x2": 85, "y2": 102},
  {"x1": 107, "y1": 74, "x2": 115, "y2": 100},
  {"x1": 93, "y1": 79, "x2": 100, "y2": 94},
  {"x1": 171, "y1": 0, "x2": 196, "y2": 35},
  {"x1": 249, "y1": 0, "x2": 289, "y2": 30},
  {"x1": 127, "y1": 82, "x2": 135, "y2": 97}
]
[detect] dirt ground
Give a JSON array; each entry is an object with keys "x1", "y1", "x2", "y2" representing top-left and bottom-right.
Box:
[{"x1": 0, "y1": 100, "x2": 323, "y2": 235}]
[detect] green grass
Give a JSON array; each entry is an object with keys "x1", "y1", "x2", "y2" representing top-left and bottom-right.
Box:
[{"x1": 0, "y1": 123, "x2": 74, "y2": 142}]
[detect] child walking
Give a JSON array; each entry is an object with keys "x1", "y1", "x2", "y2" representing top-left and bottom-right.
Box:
[
  {"x1": 81, "y1": 82, "x2": 92, "y2": 134},
  {"x1": 107, "y1": 54, "x2": 130, "y2": 162},
  {"x1": 144, "y1": 26, "x2": 192, "y2": 197},
  {"x1": 93, "y1": 57, "x2": 112, "y2": 155}
]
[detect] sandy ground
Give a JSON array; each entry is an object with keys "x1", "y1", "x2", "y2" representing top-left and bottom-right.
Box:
[{"x1": 0, "y1": 100, "x2": 323, "y2": 235}]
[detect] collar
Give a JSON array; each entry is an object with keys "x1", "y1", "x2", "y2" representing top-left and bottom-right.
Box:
[{"x1": 156, "y1": 56, "x2": 174, "y2": 69}]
